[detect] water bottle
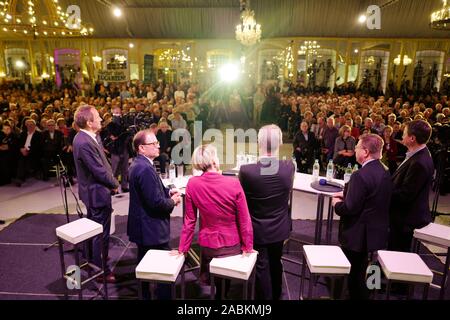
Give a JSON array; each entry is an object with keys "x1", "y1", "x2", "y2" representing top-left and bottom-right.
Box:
[
  {"x1": 176, "y1": 164, "x2": 184, "y2": 177},
  {"x1": 169, "y1": 160, "x2": 176, "y2": 181},
  {"x1": 292, "y1": 156, "x2": 297, "y2": 173},
  {"x1": 343, "y1": 163, "x2": 352, "y2": 184},
  {"x1": 312, "y1": 159, "x2": 320, "y2": 181},
  {"x1": 326, "y1": 160, "x2": 334, "y2": 181},
  {"x1": 352, "y1": 164, "x2": 359, "y2": 173}
]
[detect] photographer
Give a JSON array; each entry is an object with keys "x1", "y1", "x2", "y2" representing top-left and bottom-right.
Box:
[{"x1": 105, "y1": 105, "x2": 130, "y2": 193}]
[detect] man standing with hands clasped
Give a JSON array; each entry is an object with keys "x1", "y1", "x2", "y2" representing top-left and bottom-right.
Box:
[
  {"x1": 127, "y1": 129, "x2": 181, "y2": 299},
  {"x1": 332, "y1": 134, "x2": 393, "y2": 300},
  {"x1": 388, "y1": 119, "x2": 434, "y2": 253},
  {"x1": 73, "y1": 105, "x2": 120, "y2": 283}
]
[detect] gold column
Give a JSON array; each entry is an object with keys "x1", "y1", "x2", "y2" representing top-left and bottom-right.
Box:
[
  {"x1": 292, "y1": 40, "x2": 299, "y2": 84},
  {"x1": 396, "y1": 41, "x2": 405, "y2": 89},
  {"x1": 138, "y1": 39, "x2": 144, "y2": 81},
  {"x1": 191, "y1": 42, "x2": 196, "y2": 82},
  {"x1": 27, "y1": 40, "x2": 37, "y2": 83},
  {"x1": 88, "y1": 39, "x2": 94, "y2": 85},
  {"x1": 0, "y1": 40, "x2": 5, "y2": 75},
  {"x1": 344, "y1": 40, "x2": 351, "y2": 82}
]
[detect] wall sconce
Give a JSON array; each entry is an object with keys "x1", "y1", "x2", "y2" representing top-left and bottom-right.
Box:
[{"x1": 393, "y1": 54, "x2": 412, "y2": 66}]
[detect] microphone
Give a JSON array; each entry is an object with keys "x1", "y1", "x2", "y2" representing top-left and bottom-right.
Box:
[{"x1": 319, "y1": 178, "x2": 344, "y2": 189}]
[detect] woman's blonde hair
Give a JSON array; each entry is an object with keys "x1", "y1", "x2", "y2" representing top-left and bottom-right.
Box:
[
  {"x1": 191, "y1": 144, "x2": 219, "y2": 172},
  {"x1": 339, "y1": 125, "x2": 351, "y2": 136}
]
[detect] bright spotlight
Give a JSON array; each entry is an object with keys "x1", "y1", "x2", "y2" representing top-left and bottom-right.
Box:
[
  {"x1": 113, "y1": 7, "x2": 122, "y2": 17},
  {"x1": 358, "y1": 15, "x2": 366, "y2": 23},
  {"x1": 219, "y1": 64, "x2": 239, "y2": 83},
  {"x1": 15, "y1": 60, "x2": 25, "y2": 69}
]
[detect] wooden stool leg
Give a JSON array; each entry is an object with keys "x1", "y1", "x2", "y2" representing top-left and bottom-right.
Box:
[
  {"x1": 308, "y1": 274, "x2": 315, "y2": 299},
  {"x1": 100, "y1": 236, "x2": 108, "y2": 300},
  {"x1": 57, "y1": 238, "x2": 67, "y2": 299},
  {"x1": 386, "y1": 280, "x2": 391, "y2": 300},
  {"x1": 138, "y1": 280, "x2": 142, "y2": 300},
  {"x1": 181, "y1": 264, "x2": 185, "y2": 299},
  {"x1": 251, "y1": 270, "x2": 256, "y2": 300},
  {"x1": 171, "y1": 283, "x2": 176, "y2": 299},
  {"x1": 440, "y1": 248, "x2": 450, "y2": 300},
  {"x1": 243, "y1": 280, "x2": 248, "y2": 300},
  {"x1": 407, "y1": 284, "x2": 414, "y2": 300},
  {"x1": 221, "y1": 278, "x2": 226, "y2": 299},
  {"x1": 210, "y1": 275, "x2": 215, "y2": 300},
  {"x1": 74, "y1": 244, "x2": 82, "y2": 300},
  {"x1": 423, "y1": 283, "x2": 430, "y2": 300},
  {"x1": 299, "y1": 252, "x2": 306, "y2": 300},
  {"x1": 340, "y1": 275, "x2": 347, "y2": 300}
]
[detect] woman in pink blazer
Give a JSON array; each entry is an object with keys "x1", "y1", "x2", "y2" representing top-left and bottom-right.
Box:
[{"x1": 177, "y1": 144, "x2": 254, "y2": 297}]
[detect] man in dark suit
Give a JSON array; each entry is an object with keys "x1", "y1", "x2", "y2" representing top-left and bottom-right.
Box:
[
  {"x1": 155, "y1": 121, "x2": 173, "y2": 174},
  {"x1": 73, "y1": 105, "x2": 119, "y2": 283},
  {"x1": 41, "y1": 119, "x2": 64, "y2": 181},
  {"x1": 15, "y1": 118, "x2": 42, "y2": 186},
  {"x1": 389, "y1": 120, "x2": 434, "y2": 252},
  {"x1": 293, "y1": 121, "x2": 318, "y2": 173},
  {"x1": 239, "y1": 124, "x2": 295, "y2": 300},
  {"x1": 332, "y1": 133, "x2": 393, "y2": 300},
  {"x1": 127, "y1": 129, "x2": 181, "y2": 299}
]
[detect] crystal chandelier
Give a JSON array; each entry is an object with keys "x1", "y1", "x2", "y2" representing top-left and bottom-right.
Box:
[
  {"x1": 430, "y1": 0, "x2": 450, "y2": 30},
  {"x1": 298, "y1": 41, "x2": 320, "y2": 56},
  {"x1": 235, "y1": 0, "x2": 261, "y2": 46},
  {"x1": 0, "y1": 0, "x2": 94, "y2": 38}
]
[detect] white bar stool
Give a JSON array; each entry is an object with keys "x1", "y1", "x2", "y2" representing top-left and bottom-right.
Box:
[
  {"x1": 377, "y1": 250, "x2": 433, "y2": 300},
  {"x1": 413, "y1": 222, "x2": 450, "y2": 300},
  {"x1": 135, "y1": 249, "x2": 186, "y2": 299},
  {"x1": 209, "y1": 252, "x2": 258, "y2": 300},
  {"x1": 299, "y1": 245, "x2": 351, "y2": 300},
  {"x1": 55, "y1": 218, "x2": 107, "y2": 300}
]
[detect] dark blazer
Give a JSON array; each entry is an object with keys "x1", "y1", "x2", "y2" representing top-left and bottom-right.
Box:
[
  {"x1": 18, "y1": 130, "x2": 42, "y2": 158},
  {"x1": 127, "y1": 154, "x2": 175, "y2": 246},
  {"x1": 390, "y1": 147, "x2": 434, "y2": 232},
  {"x1": 73, "y1": 130, "x2": 119, "y2": 208},
  {"x1": 41, "y1": 130, "x2": 64, "y2": 156},
  {"x1": 239, "y1": 158, "x2": 295, "y2": 245},
  {"x1": 156, "y1": 129, "x2": 173, "y2": 154},
  {"x1": 335, "y1": 160, "x2": 393, "y2": 252},
  {"x1": 293, "y1": 131, "x2": 318, "y2": 157}
]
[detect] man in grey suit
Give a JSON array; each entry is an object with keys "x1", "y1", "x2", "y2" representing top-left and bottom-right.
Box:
[
  {"x1": 73, "y1": 105, "x2": 119, "y2": 283},
  {"x1": 239, "y1": 124, "x2": 295, "y2": 300}
]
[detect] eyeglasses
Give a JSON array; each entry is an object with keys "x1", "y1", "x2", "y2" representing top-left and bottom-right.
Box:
[{"x1": 142, "y1": 141, "x2": 160, "y2": 147}]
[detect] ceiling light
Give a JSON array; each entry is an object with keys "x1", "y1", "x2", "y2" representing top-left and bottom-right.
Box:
[
  {"x1": 358, "y1": 15, "x2": 366, "y2": 23},
  {"x1": 113, "y1": 7, "x2": 122, "y2": 17}
]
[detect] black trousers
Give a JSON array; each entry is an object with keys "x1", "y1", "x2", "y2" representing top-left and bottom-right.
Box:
[
  {"x1": 200, "y1": 244, "x2": 241, "y2": 300},
  {"x1": 388, "y1": 226, "x2": 414, "y2": 252},
  {"x1": 342, "y1": 248, "x2": 369, "y2": 300},
  {"x1": 86, "y1": 204, "x2": 112, "y2": 273},
  {"x1": 254, "y1": 241, "x2": 284, "y2": 300},
  {"x1": 137, "y1": 242, "x2": 171, "y2": 300}
]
